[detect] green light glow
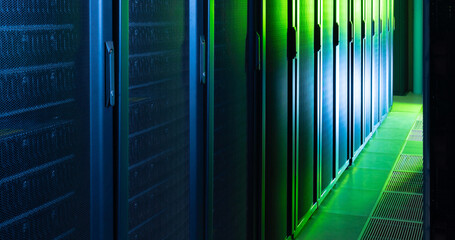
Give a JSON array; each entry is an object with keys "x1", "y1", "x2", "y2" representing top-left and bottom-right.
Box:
[{"x1": 413, "y1": 0, "x2": 423, "y2": 94}]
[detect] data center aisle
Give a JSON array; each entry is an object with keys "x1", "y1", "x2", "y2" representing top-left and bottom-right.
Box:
[{"x1": 297, "y1": 93, "x2": 422, "y2": 240}]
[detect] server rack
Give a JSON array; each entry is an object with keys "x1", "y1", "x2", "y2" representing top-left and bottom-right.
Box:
[
  {"x1": 206, "y1": 0, "x2": 260, "y2": 238},
  {"x1": 261, "y1": 0, "x2": 289, "y2": 237},
  {"x1": 338, "y1": 0, "x2": 350, "y2": 173},
  {"x1": 388, "y1": 0, "x2": 394, "y2": 108},
  {"x1": 293, "y1": 0, "x2": 317, "y2": 236},
  {"x1": 380, "y1": 0, "x2": 388, "y2": 117},
  {"x1": 363, "y1": 0, "x2": 373, "y2": 139},
  {"x1": 0, "y1": 0, "x2": 113, "y2": 239},
  {"x1": 116, "y1": 0, "x2": 198, "y2": 239},
  {"x1": 318, "y1": 0, "x2": 336, "y2": 201},
  {"x1": 372, "y1": 0, "x2": 381, "y2": 125},
  {"x1": 352, "y1": 0, "x2": 363, "y2": 156}
]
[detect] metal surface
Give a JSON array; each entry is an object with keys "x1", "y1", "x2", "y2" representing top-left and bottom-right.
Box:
[
  {"x1": 119, "y1": 0, "x2": 192, "y2": 238},
  {"x1": 320, "y1": 0, "x2": 335, "y2": 194},
  {"x1": 338, "y1": 0, "x2": 349, "y2": 171},
  {"x1": 263, "y1": 0, "x2": 289, "y2": 236},
  {"x1": 385, "y1": 171, "x2": 423, "y2": 194},
  {"x1": 372, "y1": 0, "x2": 380, "y2": 125},
  {"x1": 363, "y1": 0, "x2": 373, "y2": 139},
  {"x1": 0, "y1": 0, "x2": 94, "y2": 238},
  {"x1": 353, "y1": 0, "x2": 363, "y2": 153},
  {"x1": 295, "y1": 0, "x2": 316, "y2": 230},
  {"x1": 208, "y1": 0, "x2": 251, "y2": 237},
  {"x1": 361, "y1": 218, "x2": 423, "y2": 240}
]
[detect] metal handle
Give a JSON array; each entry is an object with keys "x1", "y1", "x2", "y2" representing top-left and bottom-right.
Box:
[
  {"x1": 105, "y1": 41, "x2": 115, "y2": 107},
  {"x1": 256, "y1": 33, "x2": 261, "y2": 70},
  {"x1": 333, "y1": 22, "x2": 340, "y2": 46},
  {"x1": 348, "y1": 21, "x2": 353, "y2": 43},
  {"x1": 200, "y1": 36, "x2": 206, "y2": 85},
  {"x1": 315, "y1": 24, "x2": 321, "y2": 52}
]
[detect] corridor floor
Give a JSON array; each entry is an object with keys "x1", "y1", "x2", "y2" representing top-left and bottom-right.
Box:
[{"x1": 297, "y1": 93, "x2": 423, "y2": 240}]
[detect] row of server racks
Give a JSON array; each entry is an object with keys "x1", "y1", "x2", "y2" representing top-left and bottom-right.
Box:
[{"x1": 0, "y1": 0, "x2": 393, "y2": 239}]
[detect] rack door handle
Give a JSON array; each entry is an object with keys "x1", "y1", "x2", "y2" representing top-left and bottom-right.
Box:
[{"x1": 105, "y1": 41, "x2": 115, "y2": 107}]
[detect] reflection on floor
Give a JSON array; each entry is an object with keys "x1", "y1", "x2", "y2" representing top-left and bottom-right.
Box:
[{"x1": 297, "y1": 93, "x2": 423, "y2": 240}]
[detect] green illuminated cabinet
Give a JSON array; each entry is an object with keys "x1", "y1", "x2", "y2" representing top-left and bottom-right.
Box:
[
  {"x1": 352, "y1": 0, "x2": 363, "y2": 154},
  {"x1": 372, "y1": 0, "x2": 381, "y2": 125},
  {"x1": 319, "y1": 0, "x2": 336, "y2": 203},
  {"x1": 380, "y1": 0, "x2": 389, "y2": 117},
  {"x1": 363, "y1": 0, "x2": 373, "y2": 139},
  {"x1": 338, "y1": 0, "x2": 350, "y2": 175},
  {"x1": 294, "y1": 0, "x2": 317, "y2": 235},
  {"x1": 262, "y1": 0, "x2": 289, "y2": 238}
]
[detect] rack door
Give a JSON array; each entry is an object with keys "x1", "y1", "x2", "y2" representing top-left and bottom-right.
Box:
[
  {"x1": 262, "y1": 0, "x2": 289, "y2": 237},
  {"x1": 0, "y1": 0, "x2": 92, "y2": 238},
  {"x1": 206, "y1": 0, "x2": 253, "y2": 238},
  {"x1": 338, "y1": 0, "x2": 350, "y2": 171},
  {"x1": 352, "y1": 0, "x2": 363, "y2": 154},
  {"x1": 319, "y1": 0, "x2": 336, "y2": 197},
  {"x1": 295, "y1": 0, "x2": 316, "y2": 232},
  {"x1": 119, "y1": 0, "x2": 191, "y2": 239},
  {"x1": 372, "y1": 0, "x2": 380, "y2": 125},
  {"x1": 363, "y1": 0, "x2": 373, "y2": 138}
]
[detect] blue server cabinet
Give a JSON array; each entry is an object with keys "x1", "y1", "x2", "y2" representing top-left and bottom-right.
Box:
[
  {"x1": 116, "y1": 0, "x2": 194, "y2": 239},
  {"x1": 363, "y1": 0, "x2": 373, "y2": 139},
  {"x1": 379, "y1": 0, "x2": 388, "y2": 117},
  {"x1": 338, "y1": 0, "x2": 350, "y2": 172},
  {"x1": 372, "y1": 0, "x2": 380, "y2": 125},
  {"x1": 0, "y1": 0, "x2": 114, "y2": 239},
  {"x1": 319, "y1": 0, "x2": 335, "y2": 199}
]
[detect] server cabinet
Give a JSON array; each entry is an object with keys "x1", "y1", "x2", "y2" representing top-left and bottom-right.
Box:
[
  {"x1": 363, "y1": 0, "x2": 373, "y2": 138},
  {"x1": 294, "y1": 0, "x2": 316, "y2": 234},
  {"x1": 0, "y1": 0, "x2": 106, "y2": 239},
  {"x1": 117, "y1": 0, "x2": 194, "y2": 239},
  {"x1": 388, "y1": 0, "x2": 393, "y2": 108},
  {"x1": 372, "y1": 0, "x2": 380, "y2": 125},
  {"x1": 206, "y1": 0, "x2": 258, "y2": 238},
  {"x1": 262, "y1": 0, "x2": 289, "y2": 237},
  {"x1": 380, "y1": 0, "x2": 388, "y2": 117},
  {"x1": 338, "y1": 0, "x2": 350, "y2": 170},
  {"x1": 318, "y1": 0, "x2": 336, "y2": 198},
  {"x1": 352, "y1": 0, "x2": 363, "y2": 154}
]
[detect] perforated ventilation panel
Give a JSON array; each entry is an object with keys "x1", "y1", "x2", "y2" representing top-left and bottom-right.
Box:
[
  {"x1": 385, "y1": 172, "x2": 423, "y2": 194},
  {"x1": 360, "y1": 116, "x2": 424, "y2": 239},
  {"x1": 408, "y1": 129, "x2": 423, "y2": 141},
  {"x1": 361, "y1": 218, "x2": 423, "y2": 240},
  {"x1": 127, "y1": 0, "x2": 190, "y2": 239},
  {"x1": 0, "y1": 1, "x2": 91, "y2": 238},
  {"x1": 394, "y1": 154, "x2": 423, "y2": 173},
  {"x1": 372, "y1": 192, "x2": 423, "y2": 222}
]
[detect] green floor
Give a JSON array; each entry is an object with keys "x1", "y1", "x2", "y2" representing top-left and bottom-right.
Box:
[{"x1": 297, "y1": 93, "x2": 423, "y2": 240}]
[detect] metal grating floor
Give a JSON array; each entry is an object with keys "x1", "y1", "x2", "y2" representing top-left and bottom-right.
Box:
[
  {"x1": 360, "y1": 218, "x2": 423, "y2": 240},
  {"x1": 372, "y1": 192, "x2": 423, "y2": 222},
  {"x1": 360, "y1": 114, "x2": 423, "y2": 240},
  {"x1": 385, "y1": 172, "x2": 423, "y2": 194},
  {"x1": 408, "y1": 130, "x2": 423, "y2": 141},
  {"x1": 413, "y1": 120, "x2": 423, "y2": 131},
  {"x1": 394, "y1": 155, "x2": 423, "y2": 173}
]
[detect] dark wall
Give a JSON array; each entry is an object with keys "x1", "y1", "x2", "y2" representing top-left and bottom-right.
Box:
[{"x1": 425, "y1": 0, "x2": 455, "y2": 238}]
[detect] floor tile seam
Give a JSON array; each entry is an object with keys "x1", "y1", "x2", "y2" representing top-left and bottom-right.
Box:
[
  {"x1": 368, "y1": 216, "x2": 424, "y2": 224},
  {"x1": 310, "y1": 210, "x2": 370, "y2": 219},
  {"x1": 334, "y1": 185, "x2": 385, "y2": 193},
  {"x1": 318, "y1": 209, "x2": 374, "y2": 218}
]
